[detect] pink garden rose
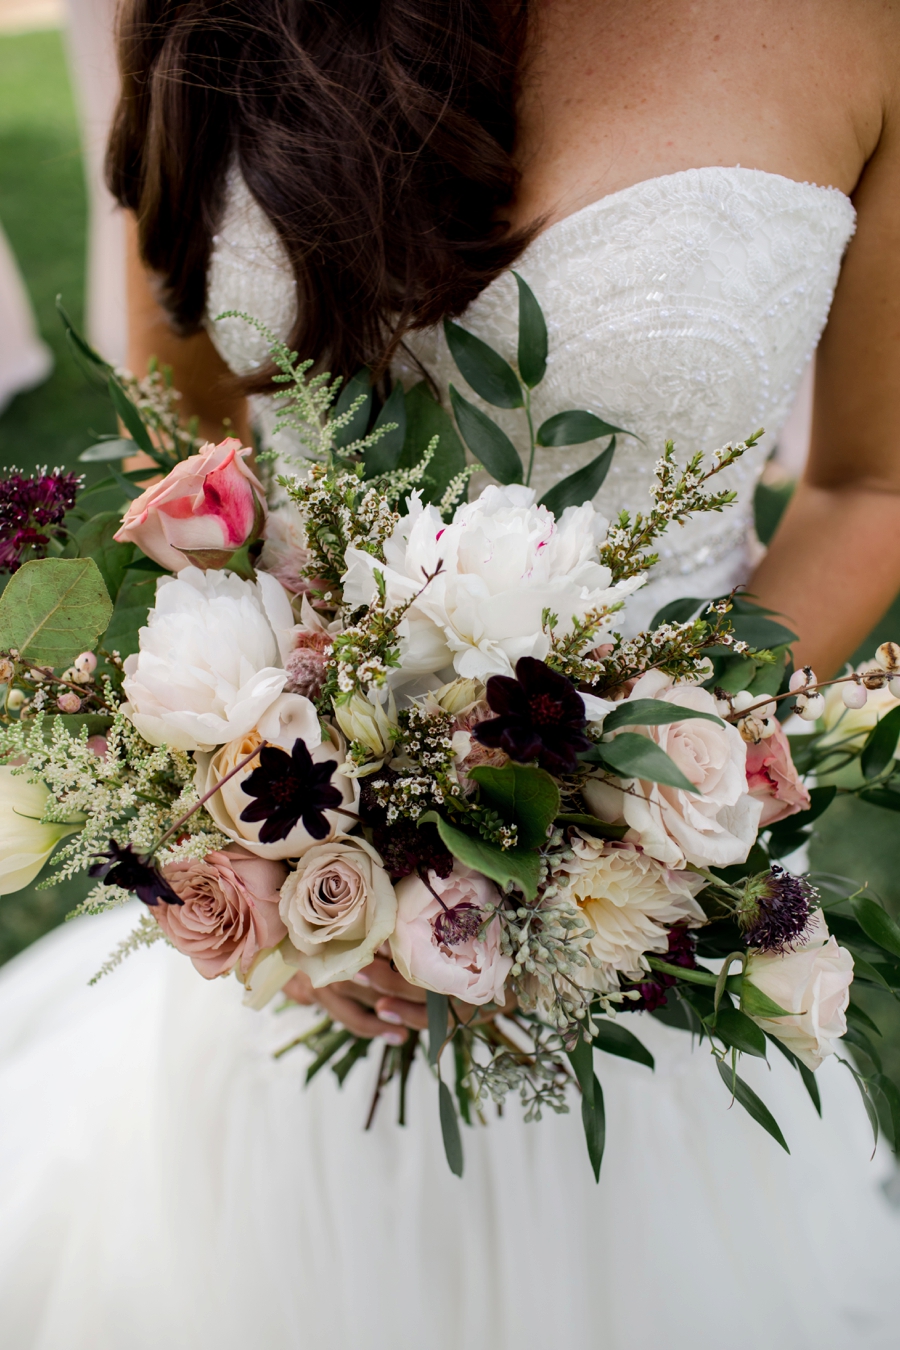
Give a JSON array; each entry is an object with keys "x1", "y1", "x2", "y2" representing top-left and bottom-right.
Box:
[
  {"x1": 390, "y1": 865, "x2": 512, "y2": 1005},
  {"x1": 157, "y1": 846, "x2": 288, "y2": 978},
  {"x1": 114, "y1": 438, "x2": 266, "y2": 571},
  {"x1": 745, "y1": 719, "x2": 811, "y2": 826}
]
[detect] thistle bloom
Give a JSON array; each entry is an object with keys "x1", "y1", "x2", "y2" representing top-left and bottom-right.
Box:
[
  {"x1": 738, "y1": 866, "x2": 817, "y2": 953},
  {"x1": 473, "y1": 656, "x2": 592, "y2": 774}
]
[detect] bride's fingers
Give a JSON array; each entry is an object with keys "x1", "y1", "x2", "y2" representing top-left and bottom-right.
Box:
[
  {"x1": 374, "y1": 996, "x2": 430, "y2": 1032},
  {"x1": 315, "y1": 986, "x2": 408, "y2": 1044},
  {"x1": 354, "y1": 956, "x2": 427, "y2": 1002}
]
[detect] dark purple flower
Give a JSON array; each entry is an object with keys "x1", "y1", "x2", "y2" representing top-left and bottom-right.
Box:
[
  {"x1": 239, "y1": 737, "x2": 344, "y2": 844},
  {"x1": 626, "y1": 926, "x2": 698, "y2": 1011},
  {"x1": 358, "y1": 772, "x2": 454, "y2": 880},
  {"x1": 0, "y1": 467, "x2": 80, "y2": 572},
  {"x1": 89, "y1": 840, "x2": 182, "y2": 906},
  {"x1": 739, "y1": 865, "x2": 817, "y2": 953},
  {"x1": 433, "y1": 902, "x2": 483, "y2": 947},
  {"x1": 473, "y1": 656, "x2": 592, "y2": 775}
]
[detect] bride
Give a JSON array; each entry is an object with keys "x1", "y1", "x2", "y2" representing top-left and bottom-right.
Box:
[{"x1": 2, "y1": 1, "x2": 900, "y2": 1346}]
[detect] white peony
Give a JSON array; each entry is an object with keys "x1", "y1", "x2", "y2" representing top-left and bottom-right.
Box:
[
  {"x1": 745, "y1": 912, "x2": 854, "y2": 1069},
  {"x1": 341, "y1": 484, "x2": 639, "y2": 684},
  {"x1": 555, "y1": 835, "x2": 705, "y2": 990},
  {"x1": 122, "y1": 566, "x2": 297, "y2": 751},
  {"x1": 582, "y1": 670, "x2": 763, "y2": 869}
]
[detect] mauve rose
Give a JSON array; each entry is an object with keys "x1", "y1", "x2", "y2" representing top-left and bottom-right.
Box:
[
  {"x1": 156, "y1": 846, "x2": 288, "y2": 978},
  {"x1": 745, "y1": 719, "x2": 811, "y2": 827},
  {"x1": 114, "y1": 438, "x2": 266, "y2": 571},
  {"x1": 390, "y1": 865, "x2": 511, "y2": 1005}
]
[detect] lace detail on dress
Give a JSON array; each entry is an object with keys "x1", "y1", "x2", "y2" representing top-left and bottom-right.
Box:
[{"x1": 206, "y1": 165, "x2": 855, "y2": 626}]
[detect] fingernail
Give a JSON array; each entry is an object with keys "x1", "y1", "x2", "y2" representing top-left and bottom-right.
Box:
[
  {"x1": 380, "y1": 1030, "x2": 405, "y2": 1045},
  {"x1": 377, "y1": 1008, "x2": 403, "y2": 1025},
  {"x1": 353, "y1": 972, "x2": 370, "y2": 986}
]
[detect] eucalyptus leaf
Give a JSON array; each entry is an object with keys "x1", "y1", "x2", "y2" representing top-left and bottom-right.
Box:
[
  {"x1": 716, "y1": 1060, "x2": 790, "y2": 1152},
  {"x1": 713, "y1": 1004, "x2": 768, "y2": 1058},
  {"x1": 438, "y1": 1079, "x2": 464, "y2": 1177},
  {"x1": 582, "y1": 1074, "x2": 606, "y2": 1182},
  {"x1": 468, "y1": 763, "x2": 559, "y2": 850},
  {"x1": 861, "y1": 705, "x2": 900, "y2": 781},
  {"x1": 601, "y1": 699, "x2": 722, "y2": 734},
  {"x1": 586, "y1": 732, "x2": 700, "y2": 794},
  {"x1": 332, "y1": 367, "x2": 373, "y2": 448},
  {"x1": 426, "y1": 813, "x2": 541, "y2": 900},
  {"x1": 514, "y1": 272, "x2": 548, "y2": 388},
  {"x1": 444, "y1": 320, "x2": 523, "y2": 408},
  {"x1": 0, "y1": 558, "x2": 113, "y2": 667},
  {"x1": 592, "y1": 1019, "x2": 654, "y2": 1069},
  {"x1": 449, "y1": 385, "x2": 522, "y2": 484},
  {"x1": 536, "y1": 410, "x2": 628, "y2": 446},
  {"x1": 365, "y1": 383, "x2": 406, "y2": 477},
  {"x1": 427, "y1": 991, "x2": 449, "y2": 1066},
  {"x1": 75, "y1": 512, "x2": 134, "y2": 604},
  {"x1": 78, "y1": 438, "x2": 134, "y2": 463},
  {"x1": 538, "y1": 440, "x2": 616, "y2": 517},
  {"x1": 852, "y1": 894, "x2": 900, "y2": 960}
]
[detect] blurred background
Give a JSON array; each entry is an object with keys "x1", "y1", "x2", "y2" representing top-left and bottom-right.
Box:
[{"x1": 0, "y1": 1, "x2": 899, "y2": 1069}]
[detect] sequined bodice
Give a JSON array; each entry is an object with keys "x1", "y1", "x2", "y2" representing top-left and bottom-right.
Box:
[{"x1": 206, "y1": 165, "x2": 854, "y2": 627}]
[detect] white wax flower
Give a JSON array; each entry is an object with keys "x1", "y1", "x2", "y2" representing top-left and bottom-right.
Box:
[
  {"x1": 342, "y1": 485, "x2": 640, "y2": 684},
  {"x1": 122, "y1": 566, "x2": 296, "y2": 751}
]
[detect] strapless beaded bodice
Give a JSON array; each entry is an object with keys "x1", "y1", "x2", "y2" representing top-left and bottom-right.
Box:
[{"x1": 206, "y1": 165, "x2": 855, "y2": 627}]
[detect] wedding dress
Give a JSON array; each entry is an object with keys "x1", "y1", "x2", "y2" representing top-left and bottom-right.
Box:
[{"x1": 1, "y1": 165, "x2": 898, "y2": 1350}]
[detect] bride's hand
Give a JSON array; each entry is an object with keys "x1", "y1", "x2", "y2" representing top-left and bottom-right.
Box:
[{"x1": 283, "y1": 957, "x2": 428, "y2": 1044}]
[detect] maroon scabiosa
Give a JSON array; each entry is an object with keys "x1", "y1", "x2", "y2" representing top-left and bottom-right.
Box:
[
  {"x1": 626, "y1": 926, "x2": 698, "y2": 1012},
  {"x1": 0, "y1": 467, "x2": 80, "y2": 572},
  {"x1": 737, "y1": 865, "x2": 817, "y2": 953},
  {"x1": 473, "y1": 656, "x2": 592, "y2": 775}
]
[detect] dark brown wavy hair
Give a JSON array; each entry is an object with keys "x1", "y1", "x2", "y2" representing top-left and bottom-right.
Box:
[{"x1": 107, "y1": 0, "x2": 534, "y2": 384}]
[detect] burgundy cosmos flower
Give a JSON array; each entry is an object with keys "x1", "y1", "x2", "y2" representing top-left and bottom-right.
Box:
[
  {"x1": 473, "y1": 656, "x2": 592, "y2": 775},
  {"x1": 239, "y1": 738, "x2": 344, "y2": 844},
  {"x1": 0, "y1": 468, "x2": 80, "y2": 572},
  {"x1": 89, "y1": 841, "x2": 182, "y2": 906}
]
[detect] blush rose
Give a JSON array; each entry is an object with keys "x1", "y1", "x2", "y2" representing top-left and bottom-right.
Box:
[
  {"x1": 156, "y1": 846, "x2": 288, "y2": 978},
  {"x1": 745, "y1": 719, "x2": 811, "y2": 827}
]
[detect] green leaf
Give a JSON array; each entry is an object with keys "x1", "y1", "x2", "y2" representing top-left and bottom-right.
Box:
[
  {"x1": 846, "y1": 1000, "x2": 883, "y2": 1038},
  {"x1": 401, "y1": 382, "x2": 466, "y2": 505},
  {"x1": 872, "y1": 1073, "x2": 900, "y2": 1150},
  {"x1": 426, "y1": 813, "x2": 542, "y2": 900},
  {"x1": 842, "y1": 1059, "x2": 879, "y2": 1151},
  {"x1": 739, "y1": 978, "x2": 792, "y2": 1020},
  {"x1": 305, "y1": 1028, "x2": 352, "y2": 1083},
  {"x1": 582, "y1": 1074, "x2": 606, "y2": 1182},
  {"x1": 844, "y1": 947, "x2": 897, "y2": 994},
  {"x1": 766, "y1": 1035, "x2": 822, "y2": 1116},
  {"x1": 449, "y1": 384, "x2": 523, "y2": 484},
  {"x1": 767, "y1": 786, "x2": 836, "y2": 840},
  {"x1": 332, "y1": 367, "x2": 373, "y2": 448},
  {"x1": 467, "y1": 762, "x2": 560, "y2": 850},
  {"x1": 0, "y1": 558, "x2": 113, "y2": 668},
  {"x1": 852, "y1": 894, "x2": 900, "y2": 960},
  {"x1": 100, "y1": 573, "x2": 154, "y2": 658},
  {"x1": 587, "y1": 732, "x2": 700, "y2": 793},
  {"x1": 331, "y1": 1035, "x2": 372, "y2": 1086},
  {"x1": 107, "y1": 376, "x2": 156, "y2": 459},
  {"x1": 57, "y1": 295, "x2": 112, "y2": 374},
  {"x1": 365, "y1": 383, "x2": 406, "y2": 477},
  {"x1": 859, "y1": 787, "x2": 900, "y2": 812},
  {"x1": 538, "y1": 440, "x2": 616, "y2": 517},
  {"x1": 726, "y1": 612, "x2": 798, "y2": 649},
  {"x1": 566, "y1": 1034, "x2": 595, "y2": 1104},
  {"x1": 592, "y1": 1018, "x2": 654, "y2": 1069},
  {"x1": 716, "y1": 1059, "x2": 790, "y2": 1152},
  {"x1": 438, "y1": 1079, "x2": 464, "y2": 1176},
  {"x1": 74, "y1": 512, "x2": 134, "y2": 604},
  {"x1": 861, "y1": 705, "x2": 900, "y2": 780},
  {"x1": 78, "y1": 438, "x2": 134, "y2": 463},
  {"x1": 601, "y1": 698, "x2": 723, "y2": 734},
  {"x1": 650, "y1": 597, "x2": 706, "y2": 629},
  {"x1": 554, "y1": 812, "x2": 628, "y2": 840},
  {"x1": 108, "y1": 467, "x2": 145, "y2": 502},
  {"x1": 427, "y1": 991, "x2": 449, "y2": 1066},
  {"x1": 444, "y1": 320, "x2": 523, "y2": 408},
  {"x1": 844, "y1": 1024, "x2": 883, "y2": 1073},
  {"x1": 713, "y1": 1004, "x2": 768, "y2": 1057},
  {"x1": 536, "y1": 410, "x2": 628, "y2": 446},
  {"x1": 514, "y1": 272, "x2": 548, "y2": 388},
  {"x1": 747, "y1": 647, "x2": 790, "y2": 698}
]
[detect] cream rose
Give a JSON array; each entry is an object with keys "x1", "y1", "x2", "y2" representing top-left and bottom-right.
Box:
[
  {"x1": 279, "y1": 834, "x2": 397, "y2": 986},
  {"x1": 744, "y1": 911, "x2": 854, "y2": 1069},
  {"x1": 195, "y1": 693, "x2": 358, "y2": 860},
  {"x1": 583, "y1": 670, "x2": 763, "y2": 868},
  {"x1": 554, "y1": 834, "x2": 705, "y2": 990},
  {"x1": 390, "y1": 865, "x2": 511, "y2": 1005}
]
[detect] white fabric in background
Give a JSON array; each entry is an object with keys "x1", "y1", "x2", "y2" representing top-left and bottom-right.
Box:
[{"x1": 0, "y1": 220, "x2": 51, "y2": 414}]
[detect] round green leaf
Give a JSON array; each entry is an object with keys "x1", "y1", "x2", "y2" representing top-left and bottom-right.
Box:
[{"x1": 0, "y1": 557, "x2": 113, "y2": 668}]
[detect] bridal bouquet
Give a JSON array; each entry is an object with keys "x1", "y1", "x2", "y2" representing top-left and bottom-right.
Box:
[{"x1": 2, "y1": 286, "x2": 900, "y2": 1178}]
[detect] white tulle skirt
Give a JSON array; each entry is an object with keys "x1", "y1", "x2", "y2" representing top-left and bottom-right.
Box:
[{"x1": 1, "y1": 902, "x2": 898, "y2": 1350}]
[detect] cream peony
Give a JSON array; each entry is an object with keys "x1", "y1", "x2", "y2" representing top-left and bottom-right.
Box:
[
  {"x1": 195, "y1": 693, "x2": 358, "y2": 860},
  {"x1": 555, "y1": 834, "x2": 705, "y2": 990},
  {"x1": 744, "y1": 912, "x2": 854, "y2": 1069},
  {"x1": 390, "y1": 865, "x2": 511, "y2": 1005},
  {"x1": 122, "y1": 566, "x2": 296, "y2": 751},
  {"x1": 279, "y1": 834, "x2": 397, "y2": 987},
  {"x1": 0, "y1": 768, "x2": 77, "y2": 895},
  {"x1": 341, "y1": 484, "x2": 638, "y2": 683},
  {"x1": 583, "y1": 670, "x2": 762, "y2": 868}
]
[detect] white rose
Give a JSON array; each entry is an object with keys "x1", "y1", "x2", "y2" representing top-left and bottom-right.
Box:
[
  {"x1": 195, "y1": 693, "x2": 358, "y2": 860},
  {"x1": 342, "y1": 484, "x2": 639, "y2": 684},
  {"x1": 582, "y1": 670, "x2": 763, "y2": 869},
  {"x1": 0, "y1": 769, "x2": 78, "y2": 895},
  {"x1": 555, "y1": 835, "x2": 705, "y2": 990},
  {"x1": 745, "y1": 912, "x2": 854, "y2": 1069},
  {"x1": 279, "y1": 834, "x2": 397, "y2": 986},
  {"x1": 122, "y1": 566, "x2": 297, "y2": 751}
]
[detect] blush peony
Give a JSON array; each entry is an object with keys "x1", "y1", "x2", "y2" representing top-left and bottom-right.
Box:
[
  {"x1": 121, "y1": 566, "x2": 296, "y2": 751},
  {"x1": 745, "y1": 719, "x2": 810, "y2": 826},
  {"x1": 341, "y1": 484, "x2": 639, "y2": 684},
  {"x1": 114, "y1": 438, "x2": 266, "y2": 571},
  {"x1": 390, "y1": 865, "x2": 511, "y2": 1005}
]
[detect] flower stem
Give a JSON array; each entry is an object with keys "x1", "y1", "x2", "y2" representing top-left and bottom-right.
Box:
[{"x1": 146, "y1": 740, "x2": 268, "y2": 861}]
